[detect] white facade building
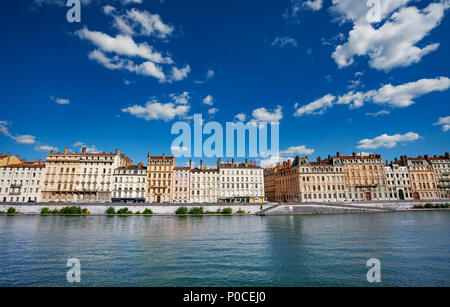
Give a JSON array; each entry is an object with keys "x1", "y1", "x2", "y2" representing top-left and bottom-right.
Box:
[
  {"x1": 384, "y1": 163, "x2": 413, "y2": 200},
  {"x1": 218, "y1": 158, "x2": 265, "y2": 203},
  {"x1": 190, "y1": 165, "x2": 220, "y2": 203},
  {"x1": 0, "y1": 160, "x2": 45, "y2": 203},
  {"x1": 112, "y1": 163, "x2": 146, "y2": 203}
]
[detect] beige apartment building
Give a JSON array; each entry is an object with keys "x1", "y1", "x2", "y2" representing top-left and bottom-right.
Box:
[
  {"x1": 146, "y1": 153, "x2": 174, "y2": 203},
  {"x1": 41, "y1": 147, "x2": 131, "y2": 203},
  {"x1": 173, "y1": 166, "x2": 190, "y2": 203},
  {"x1": 425, "y1": 153, "x2": 450, "y2": 199},
  {"x1": 0, "y1": 159, "x2": 45, "y2": 203},
  {"x1": 272, "y1": 155, "x2": 346, "y2": 203},
  {"x1": 400, "y1": 155, "x2": 439, "y2": 200},
  {"x1": 341, "y1": 152, "x2": 389, "y2": 201}
]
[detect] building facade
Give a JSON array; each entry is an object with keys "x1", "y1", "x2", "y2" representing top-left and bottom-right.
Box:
[
  {"x1": 173, "y1": 167, "x2": 190, "y2": 203},
  {"x1": 401, "y1": 156, "x2": 439, "y2": 200},
  {"x1": 0, "y1": 159, "x2": 45, "y2": 202},
  {"x1": 112, "y1": 163, "x2": 146, "y2": 203},
  {"x1": 146, "y1": 153, "x2": 174, "y2": 203},
  {"x1": 384, "y1": 162, "x2": 413, "y2": 200},
  {"x1": 425, "y1": 153, "x2": 450, "y2": 199},
  {"x1": 340, "y1": 153, "x2": 389, "y2": 201},
  {"x1": 41, "y1": 147, "x2": 131, "y2": 203},
  {"x1": 263, "y1": 167, "x2": 276, "y2": 202},
  {"x1": 190, "y1": 162, "x2": 220, "y2": 203}
]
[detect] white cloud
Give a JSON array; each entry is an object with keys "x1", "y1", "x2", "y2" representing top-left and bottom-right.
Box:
[
  {"x1": 36, "y1": 145, "x2": 58, "y2": 152},
  {"x1": 208, "y1": 108, "x2": 219, "y2": 115},
  {"x1": 235, "y1": 113, "x2": 246, "y2": 122},
  {"x1": 332, "y1": 1, "x2": 449, "y2": 71},
  {"x1": 170, "y1": 65, "x2": 191, "y2": 82},
  {"x1": 194, "y1": 69, "x2": 215, "y2": 84},
  {"x1": 294, "y1": 94, "x2": 335, "y2": 116},
  {"x1": 304, "y1": 0, "x2": 323, "y2": 11},
  {"x1": 295, "y1": 76, "x2": 450, "y2": 116},
  {"x1": 51, "y1": 96, "x2": 70, "y2": 105},
  {"x1": 203, "y1": 95, "x2": 214, "y2": 106},
  {"x1": 171, "y1": 145, "x2": 189, "y2": 153},
  {"x1": 77, "y1": 28, "x2": 172, "y2": 64},
  {"x1": 281, "y1": 145, "x2": 315, "y2": 155},
  {"x1": 252, "y1": 105, "x2": 283, "y2": 122},
  {"x1": 433, "y1": 116, "x2": 450, "y2": 131},
  {"x1": 169, "y1": 92, "x2": 190, "y2": 104},
  {"x1": 271, "y1": 37, "x2": 298, "y2": 48},
  {"x1": 357, "y1": 132, "x2": 420, "y2": 149},
  {"x1": 0, "y1": 121, "x2": 36, "y2": 145},
  {"x1": 122, "y1": 99, "x2": 190, "y2": 121},
  {"x1": 365, "y1": 110, "x2": 391, "y2": 117},
  {"x1": 372, "y1": 77, "x2": 450, "y2": 107},
  {"x1": 72, "y1": 142, "x2": 100, "y2": 153},
  {"x1": 284, "y1": 0, "x2": 323, "y2": 20}
]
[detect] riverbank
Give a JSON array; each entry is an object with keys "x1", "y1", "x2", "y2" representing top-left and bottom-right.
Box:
[{"x1": 0, "y1": 200, "x2": 448, "y2": 216}]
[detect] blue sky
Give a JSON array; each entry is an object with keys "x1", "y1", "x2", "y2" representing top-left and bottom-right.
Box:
[{"x1": 0, "y1": 0, "x2": 449, "y2": 167}]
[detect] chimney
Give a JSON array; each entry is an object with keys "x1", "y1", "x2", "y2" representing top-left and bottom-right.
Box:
[
  {"x1": 283, "y1": 161, "x2": 287, "y2": 168},
  {"x1": 217, "y1": 158, "x2": 222, "y2": 169},
  {"x1": 232, "y1": 158, "x2": 236, "y2": 167},
  {"x1": 64, "y1": 147, "x2": 68, "y2": 154},
  {"x1": 245, "y1": 158, "x2": 248, "y2": 167},
  {"x1": 189, "y1": 159, "x2": 192, "y2": 169},
  {"x1": 337, "y1": 152, "x2": 340, "y2": 157},
  {"x1": 287, "y1": 160, "x2": 291, "y2": 167},
  {"x1": 115, "y1": 149, "x2": 120, "y2": 155},
  {"x1": 352, "y1": 152, "x2": 356, "y2": 158},
  {"x1": 328, "y1": 155, "x2": 331, "y2": 160},
  {"x1": 82, "y1": 147, "x2": 87, "y2": 154},
  {"x1": 163, "y1": 153, "x2": 166, "y2": 159},
  {"x1": 317, "y1": 156, "x2": 321, "y2": 163},
  {"x1": 148, "y1": 153, "x2": 150, "y2": 159},
  {"x1": 200, "y1": 160, "x2": 203, "y2": 170},
  {"x1": 445, "y1": 152, "x2": 449, "y2": 159},
  {"x1": 386, "y1": 160, "x2": 388, "y2": 166},
  {"x1": 424, "y1": 155, "x2": 429, "y2": 160}
]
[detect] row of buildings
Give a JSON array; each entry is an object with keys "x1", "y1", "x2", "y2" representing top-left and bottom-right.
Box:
[
  {"x1": 0, "y1": 148, "x2": 265, "y2": 204},
  {"x1": 264, "y1": 152, "x2": 450, "y2": 203},
  {"x1": 1, "y1": 149, "x2": 449, "y2": 204}
]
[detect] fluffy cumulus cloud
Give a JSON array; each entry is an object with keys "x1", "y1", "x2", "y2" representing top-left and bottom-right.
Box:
[
  {"x1": 252, "y1": 105, "x2": 283, "y2": 122},
  {"x1": 357, "y1": 132, "x2": 421, "y2": 149},
  {"x1": 122, "y1": 99, "x2": 190, "y2": 121},
  {"x1": 77, "y1": 7, "x2": 190, "y2": 82},
  {"x1": 259, "y1": 144, "x2": 314, "y2": 168},
  {"x1": 331, "y1": 1, "x2": 449, "y2": 71},
  {"x1": 203, "y1": 95, "x2": 214, "y2": 106},
  {"x1": 235, "y1": 113, "x2": 246, "y2": 122},
  {"x1": 433, "y1": 116, "x2": 450, "y2": 131},
  {"x1": 294, "y1": 77, "x2": 450, "y2": 116},
  {"x1": 170, "y1": 92, "x2": 190, "y2": 105}
]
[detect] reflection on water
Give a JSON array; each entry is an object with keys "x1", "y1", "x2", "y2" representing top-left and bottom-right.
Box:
[{"x1": 0, "y1": 211, "x2": 448, "y2": 286}]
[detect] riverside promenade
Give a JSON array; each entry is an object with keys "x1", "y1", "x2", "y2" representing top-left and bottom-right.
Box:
[{"x1": 0, "y1": 200, "x2": 448, "y2": 215}]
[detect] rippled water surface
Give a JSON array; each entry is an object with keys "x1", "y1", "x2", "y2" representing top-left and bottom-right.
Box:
[{"x1": 0, "y1": 211, "x2": 448, "y2": 286}]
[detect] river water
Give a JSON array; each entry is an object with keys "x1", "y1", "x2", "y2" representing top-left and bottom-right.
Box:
[{"x1": 0, "y1": 211, "x2": 448, "y2": 286}]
